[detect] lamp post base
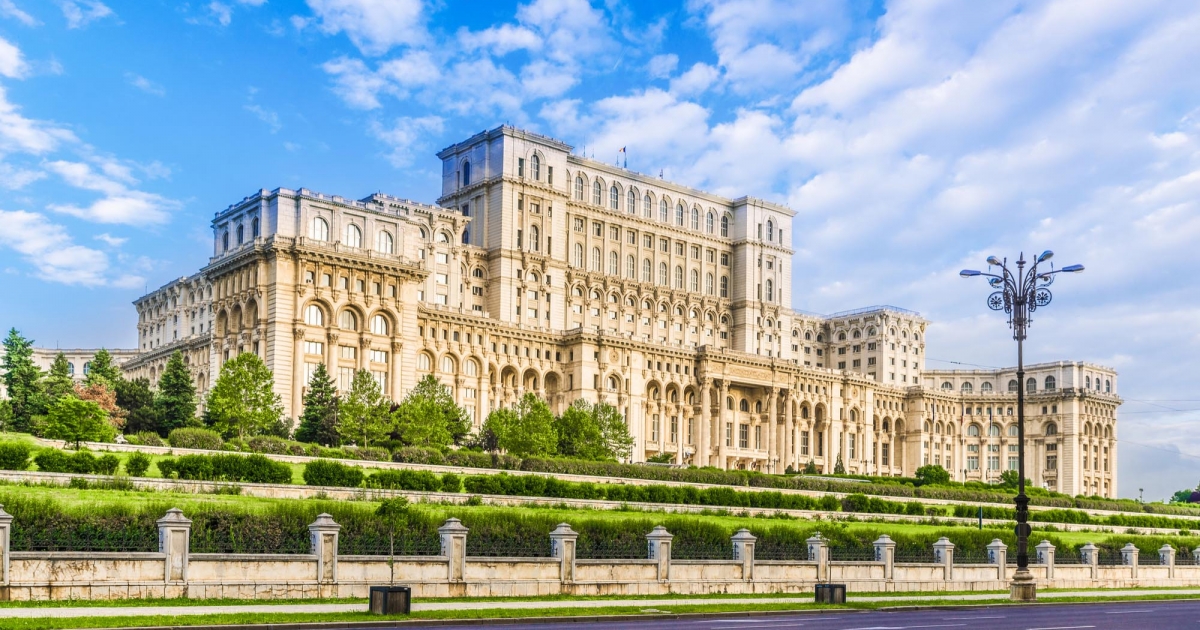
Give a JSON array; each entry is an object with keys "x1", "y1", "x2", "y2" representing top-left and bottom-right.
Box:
[{"x1": 1009, "y1": 571, "x2": 1037, "y2": 601}]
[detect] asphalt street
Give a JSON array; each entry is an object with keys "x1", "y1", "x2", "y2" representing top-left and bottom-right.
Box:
[{"x1": 358, "y1": 599, "x2": 1200, "y2": 630}]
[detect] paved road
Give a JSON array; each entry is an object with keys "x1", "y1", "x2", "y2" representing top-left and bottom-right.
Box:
[{"x1": 358, "y1": 599, "x2": 1200, "y2": 630}]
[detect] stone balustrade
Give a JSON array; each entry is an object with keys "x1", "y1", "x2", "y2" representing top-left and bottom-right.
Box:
[{"x1": 1, "y1": 504, "x2": 1199, "y2": 601}]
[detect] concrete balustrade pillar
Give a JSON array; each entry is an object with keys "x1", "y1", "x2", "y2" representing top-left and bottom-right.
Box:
[
  {"x1": 549, "y1": 523, "x2": 578, "y2": 583},
  {"x1": 1160, "y1": 544, "x2": 1175, "y2": 579},
  {"x1": 439, "y1": 518, "x2": 469, "y2": 582},
  {"x1": 731, "y1": 529, "x2": 756, "y2": 581},
  {"x1": 0, "y1": 504, "x2": 11, "y2": 586},
  {"x1": 807, "y1": 532, "x2": 828, "y2": 582},
  {"x1": 646, "y1": 526, "x2": 673, "y2": 581},
  {"x1": 1121, "y1": 543, "x2": 1138, "y2": 579},
  {"x1": 156, "y1": 508, "x2": 192, "y2": 583},
  {"x1": 873, "y1": 534, "x2": 895, "y2": 580},
  {"x1": 989, "y1": 539, "x2": 1009, "y2": 582},
  {"x1": 309, "y1": 513, "x2": 341, "y2": 584},
  {"x1": 1194, "y1": 546, "x2": 1200, "y2": 566},
  {"x1": 1080, "y1": 542, "x2": 1099, "y2": 580},
  {"x1": 933, "y1": 537, "x2": 955, "y2": 580},
  {"x1": 1036, "y1": 540, "x2": 1055, "y2": 580}
]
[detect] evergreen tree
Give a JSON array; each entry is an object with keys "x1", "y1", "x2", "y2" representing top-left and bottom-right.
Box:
[
  {"x1": 154, "y1": 351, "x2": 197, "y2": 435},
  {"x1": 43, "y1": 353, "x2": 76, "y2": 404},
  {"x1": 0, "y1": 400, "x2": 11, "y2": 433},
  {"x1": 803, "y1": 459, "x2": 818, "y2": 474},
  {"x1": 1, "y1": 328, "x2": 44, "y2": 433},
  {"x1": 83, "y1": 348, "x2": 122, "y2": 389},
  {"x1": 833, "y1": 453, "x2": 846, "y2": 475},
  {"x1": 117, "y1": 377, "x2": 157, "y2": 435},
  {"x1": 391, "y1": 374, "x2": 468, "y2": 449},
  {"x1": 295, "y1": 363, "x2": 340, "y2": 446},
  {"x1": 482, "y1": 392, "x2": 557, "y2": 457},
  {"x1": 204, "y1": 353, "x2": 285, "y2": 440},
  {"x1": 43, "y1": 396, "x2": 115, "y2": 448},
  {"x1": 337, "y1": 369, "x2": 392, "y2": 447}
]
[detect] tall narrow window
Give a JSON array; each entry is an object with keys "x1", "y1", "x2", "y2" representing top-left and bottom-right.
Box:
[
  {"x1": 658, "y1": 262, "x2": 668, "y2": 286},
  {"x1": 376, "y1": 230, "x2": 394, "y2": 254},
  {"x1": 706, "y1": 212, "x2": 714, "y2": 233},
  {"x1": 766, "y1": 279, "x2": 773, "y2": 302},
  {"x1": 766, "y1": 219, "x2": 774, "y2": 242},
  {"x1": 720, "y1": 215, "x2": 729, "y2": 237},
  {"x1": 643, "y1": 194, "x2": 652, "y2": 218},
  {"x1": 609, "y1": 251, "x2": 618, "y2": 275},
  {"x1": 462, "y1": 161, "x2": 471, "y2": 186},
  {"x1": 251, "y1": 217, "x2": 260, "y2": 238},
  {"x1": 574, "y1": 243, "x2": 584, "y2": 267},
  {"x1": 689, "y1": 269, "x2": 699, "y2": 292},
  {"x1": 674, "y1": 265, "x2": 683, "y2": 289},
  {"x1": 575, "y1": 176, "x2": 585, "y2": 200},
  {"x1": 610, "y1": 185, "x2": 619, "y2": 210},
  {"x1": 691, "y1": 207, "x2": 699, "y2": 230},
  {"x1": 643, "y1": 258, "x2": 652, "y2": 282},
  {"x1": 592, "y1": 247, "x2": 601, "y2": 271},
  {"x1": 627, "y1": 189, "x2": 636, "y2": 213},
  {"x1": 626, "y1": 255, "x2": 635, "y2": 279},
  {"x1": 592, "y1": 180, "x2": 602, "y2": 205},
  {"x1": 236, "y1": 224, "x2": 244, "y2": 245},
  {"x1": 530, "y1": 225, "x2": 540, "y2": 252},
  {"x1": 675, "y1": 203, "x2": 684, "y2": 226},
  {"x1": 344, "y1": 223, "x2": 362, "y2": 248},
  {"x1": 659, "y1": 199, "x2": 668, "y2": 222},
  {"x1": 310, "y1": 217, "x2": 329, "y2": 241},
  {"x1": 720, "y1": 276, "x2": 728, "y2": 298},
  {"x1": 531, "y1": 154, "x2": 540, "y2": 180},
  {"x1": 705, "y1": 273, "x2": 714, "y2": 295}
]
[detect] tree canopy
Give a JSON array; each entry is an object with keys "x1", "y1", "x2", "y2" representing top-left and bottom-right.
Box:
[
  {"x1": 295, "y1": 363, "x2": 340, "y2": 446},
  {"x1": 155, "y1": 350, "x2": 197, "y2": 435},
  {"x1": 83, "y1": 348, "x2": 122, "y2": 389},
  {"x1": 117, "y1": 377, "x2": 157, "y2": 435},
  {"x1": 43, "y1": 353, "x2": 76, "y2": 404},
  {"x1": 482, "y1": 392, "x2": 557, "y2": 458},
  {"x1": 43, "y1": 396, "x2": 115, "y2": 448},
  {"x1": 1, "y1": 328, "x2": 43, "y2": 433},
  {"x1": 554, "y1": 399, "x2": 633, "y2": 461},
  {"x1": 915, "y1": 464, "x2": 951, "y2": 486},
  {"x1": 337, "y1": 369, "x2": 392, "y2": 447},
  {"x1": 391, "y1": 374, "x2": 469, "y2": 449},
  {"x1": 204, "y1": 353, "x2": 285, "y2": 440}
]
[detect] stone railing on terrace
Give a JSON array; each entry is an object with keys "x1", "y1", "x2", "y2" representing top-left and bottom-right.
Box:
[{"x1": 1, "y1": 505, "x2": 1199, "y2": 601}]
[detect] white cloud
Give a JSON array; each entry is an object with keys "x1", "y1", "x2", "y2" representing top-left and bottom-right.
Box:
[
  {"x1": 0, "y1": 36, "x2": 28, "y2": 79},
  {"x1": 60, "y1": 0, "x2": 113, "y2": 29},
  {"x1": 669, "y1": 62, "x2": 719, "y2": 96},
  {"x1": 304, "y1": 0, "x2": 427, "y2": 56},
  {"x1": 322, "y1": 56, "x2": 389, "y2": 109},
  {"x1": 371, "y1": 115, "x2": 443, "y2": 167},
  {"x1": 0, "y1": 210, "x2": 123, "y2": 285},
  {"x1": 647, "y1": 54, "x2": 678, "y2": 79},
  {"x1": 0, "y1": 1, "x2": 35, "y2": 27},
  {"x1": 208, "y1": 1, "x2": 233, "y2": 27},
  {"x1": 244, "y1": 103, "x2": 281, "y2": 133},
  {"x1": 126, "y1": 73, "x2": 165, "y2": 97},
  {"x1": 0, "y1": 86, "x2": 77, "y2": 153},
  {"x1": 44, "y1": 160, "x2": 176, "y2": 224},
  {"x1": 94, "y1": 233, "x2": 126, "y2": 247}
]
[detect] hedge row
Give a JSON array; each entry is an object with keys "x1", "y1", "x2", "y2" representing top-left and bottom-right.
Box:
[
  {"x1": 34, "y1": 450, "x2": 121, "y2": 476},
  {"x1": 156, "y1": 454, "x2": 292, "y2": 484},
  {"x1": 163, "y1": 429, "x2": 390, "y2": 462}
]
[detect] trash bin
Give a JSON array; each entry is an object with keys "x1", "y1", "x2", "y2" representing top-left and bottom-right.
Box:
[
  {"x1": 814, "y1": 583, "x2": 846, "y2": 604},
  {"x1": 369, "y1": 585, "x2": 412, "y2": 615}
]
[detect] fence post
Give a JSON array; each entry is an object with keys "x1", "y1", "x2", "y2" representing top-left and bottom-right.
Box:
[
  {"x1": 933, "y1": 537, "x2": 954, "y2": 581},
  {"x1": 989, "y1": 539, "x2": 1008, "y2": 582},
  {"x1": 0, "y1": 504, "x2": 11, "y2": 586},
  {"x1": 309, "y1": 513, "x2": 341, "y2": 584},
  {"x1": 646, "y1": 526, "x2": 673, "y2": 582},
  {"x1": 1080, "y1": 542, "x2": 1099, "y2": 581},
  {"x1": 1194, "y1": 546, "x2": 1200, "y2": 567},
  {"x1": 731, "y1": 529, "x2": 756, "y2": 581},
  {"x1": 807, "y1": 532, "x2": 827, "y2": 582},
  {"x1": 439, "y1": 518, "x2": 469, "y2": 583},
  {"x1": 156, "y1": 508, "x2": 192, "y2": 584},
  {"x1": 549, "y1": 523, "x2": 578, "y2": 584},
  {"x1": 1121, "y1": 543, "x2": 1138, "y2": 579},
  {"x1": 873, "y1": 534, "x2": 895, "y2": 580},
  {"x1": 1160, "y1": 544, "x2": 1175, "y2": 579},
  {"x1": 1036, "y1": 540, "x2": 1055, "y2": 581}
]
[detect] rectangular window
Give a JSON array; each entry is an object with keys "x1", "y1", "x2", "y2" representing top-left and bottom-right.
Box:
[
  {"x1": 988, "y1": 456, "x2": 1000, "y2": 471},
  {"x1": 739, "y1": 424, "x2": 749, "y2": 449},
  {"x1": 968, "y1": 456, "x2": 979, "y2": 470},
  {"x1": 436, "y1": 273, "x2": 448, "y2": 284},
  {"x1": 593, "y1": 222, "x2": 602, "y2": 236},
  {"x1": 574, "y1": 218, "x2": 584, "y2": 232},
  {"x1": 651, "y1": 415, "x2": 660, "y2": 442},
  {"x1": 670, "y1": 416, "x2": 678, "y2": 443},
  {"x1": 801, "y1": 431, "x2": 810, "y2": 456},
  {"x1": 1046, "y1": 455, "x2": 1057, "y2": 470},
  {"x1": 660, "y1": 238, "x2": 668, "y2": 252},
  {"x1": 371, "y1": 370, "x2": 387, "y2": 393},
  {"x1": 304, "y1": 362, "x2": 319, "y2": 385},
  {"x1": 754, "y1": 425, "x2": 762, "y2": 450},
  {"x1": 304, "y1": 341, "x2": 324, "y2": 355},
  {"x1": 339, "y1": 345, "x2": 357, "y2": 360},
  {"x1": 881, "y1": 443, "x2": 889, "y2": 466},
  {"x1": 817, "y1": 431, "x2": 824, "y2": 457},
  {"x1": 687, "y1": 418, "x2": 694, "y2": 445},
  {"x1": 337, "y1": 367, "x2": 355, "y2": 391},
  {"x1": 517, "y1": 157, "x2": 524, "y2": 177},
  {"x1": 436, "y1": 252, "x2": 449, "y2": 264},
  {"x1": 369, "y1": 350, "x2": 388, "y2": 364},
  {"x1": 1008, "y1": 457, "x2": 1019, "y2": 471},
  {"x1": 720, "y1": 253, "x2": 729, "y2": 266},
  {"x1": 726, "y1": 422, "x2": 733, "y2": 447}
]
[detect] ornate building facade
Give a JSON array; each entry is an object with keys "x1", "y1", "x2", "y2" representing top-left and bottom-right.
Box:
[{"x1": 120, "y1": 125, "x2": 1121, "y2": 497}]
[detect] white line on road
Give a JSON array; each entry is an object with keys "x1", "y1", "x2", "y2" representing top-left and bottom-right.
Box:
[
  {"x1": 1104, "y1": 609, "x2": 1154, "y2": 613},
  {"x1": 944, "y1": 616, "x2": 1005, "y2": 619},
  {"x1": 841, "y1": 625, "x2": 967, "y2": 630},
  {"x1": 1025, "y1": 626, "x2": 1096, "y2": 630}
]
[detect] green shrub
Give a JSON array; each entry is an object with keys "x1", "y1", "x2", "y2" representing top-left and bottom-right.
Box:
[
  {"x1": 0, "y1": 442, "x2": 32, "y2": 470},
  {"x1": 441, "y1": 472, "x2": 462, "y2": 493},
  {"x1": 317, "y1": 447, "x2": 349, "y2": 460},
  {"x1": 367, "y1": 469, "x2": 441, "y2": 492},
  {"x1": 125, "y1": 452, "x2": 152, "y2": 477},
  {"x1": 94, "y1": 454, "x2": 121, "y2": 476},
  {"x1": 169, "y1": 454, "x2": 215, "y2": 480},
  {"x1": 392, "y1": 447, "x2": 446, "y2": 466},
  {"x1": 130, "y1": 432, "x2": 165, "y2": 447},
  {"x1": 34, "y1": 449, "x2": 105, "y2": 474},
  {"x1": 168, "y1": 428, "x2": 223, "y2": 451},
  {"x1": 154, "y1": 453, "x2": 291, "y2": 484},
  {"x1": 303, "y1": 460, "x2": 364, "y2": 488},
  {"x1": 246, "y1": 435, "x2": 289, "y2": 454},
  {"x1": 156, "y1": 458, "x2": 176, "y2": 478},
  {"x1": 235, "y1": 454, "x2": 293, "y2": 484},
  {"x1": 345, "y1": 446, "x2": 390, "y2": 462}
]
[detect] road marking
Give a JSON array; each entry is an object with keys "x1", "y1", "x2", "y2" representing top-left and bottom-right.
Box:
[
  {"x1": 944, "y1": 616, "x2": 1005, "y2": 619},
  {"x1": 841, "y1": 625, "x2": 967, "y2": 630},
  {"x1": 711, "y1": 624, "x2": 805, "y2": 629},
  {"x1": 1104, "y1": 609, "x2": 1153, "y2": 614},
  {"x1": 1025, "y1": 626, "x2": 1095, "y2": 630}
]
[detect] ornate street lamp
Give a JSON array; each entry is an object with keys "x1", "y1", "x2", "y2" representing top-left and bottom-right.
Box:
[{"x1": 960, "y1": 251, "x2": 1083, "y2": 601}]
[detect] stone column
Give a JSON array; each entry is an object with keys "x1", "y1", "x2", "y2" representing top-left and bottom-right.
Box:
[
  {"x1": 646, "y1": 526, "x2": 673, "y2": 582},
  {"x1": 157, "y1": 508, "x2": 192, "y2": 583},
  {"x1": 439, "y1": 518, "x2": 469, "y2": 582},
  {"x1": 933, "y1": 537, "x2": 955, "y2": 580},
  {"x1": 990, "y1": 539, "x2": 1009, "y2": 582},
  {"x1": 1194, "y1": 546, "x2": 1200, "y2": 567},
  {"x1": 766, "y1": 389, "x2": 777, "y2": 472},
  {"x1": 732, "y1": 529, "x2": 756, "y2": 581},
  {"x1": 785, "y1": 395, "x2": 795, "y2": 472},
  {"x1": 1121, "y1": 542, "x2": 1139, "y2": 579},
  {"x1": 0, "y1": 505, "x2": 11, "y2": 586},
  {"x1": 1036, "y1": 540, "x2": 1055, "y2": 580},
  {"x1": 874, "y1": 534, "x2": 895, "y2": 580},
  {"x1": 718, "y1": 381, "x2": 730, "y2": 469},
  {"x1": 699, "y1": 379, "x2": 711, "y2": 468},
  {"x1": 1160, "y1": 544, "x2": 1175, "y2": 579},
  {"x1": 807, "y1": 533, "x2": 828, "y2": 582},
  {"x1": 309, "y1": 513, "x2": 341, "y2": 584},
  {"x1": 390, "y1": 341, "x2": 404, "y2": 403},
  {"x1": 549, "y1": 523, "x2": 578, "y2": 584},
  {"x1": 1080, "y1": 542, "x2": 1099, "y2": 580},
  {"x1": 326, "y1": 331, "x2": 340, "y2": 388},
  {"x1": 292, "y1": 328, "x2": 307, "y2": 421}
]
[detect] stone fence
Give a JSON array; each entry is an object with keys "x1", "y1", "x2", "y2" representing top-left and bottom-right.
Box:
[{"x1": 1, "y1": 505, "x2": 1199, "y2": 601}]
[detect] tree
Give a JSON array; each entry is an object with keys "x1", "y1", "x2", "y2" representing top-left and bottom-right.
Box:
[
  {"x1": 376, "y1": 497, "x2": 410, "y2": 585},
  {"x1": 482, "y1": 393, "x2": 557, "y2": 457},
  {"x1": 833, "y1": 453, "x2": 846, "y2": 475},
  {"x1": 999, "y1": 469, "x2": 1020, "y2": 488},
  {"x1": 0, "y1": 400, "x2": 12, "y2": 433},
  {"x1": 554, "y1": 399, "x2": 634, "y2": 461},
  {"x1": 43, "y1": 396, "x2": 115, "y2": 448},
  {"x1": 390, "y1": 374, "x2": 469, "y2": 449},
  {"x1": 43, "y1": 353, "x2": 76, "y2": 404},
  {"x1": 75, "y1": 382, "x2": 125, "y2": 433},
  {"x1": 116, "y1": 377, "x2": 157, "y2": 435},
  {"x1": 337, "y1": 369, "x2": 392, "y2": 447},
  {"x1": 803, "y1": 460, "x2": 818, "y2": 474},
  {"x1": 1172, "y1": 489, "x2": 1193, "y2": 504},
  {"x1": 83, "y1": 348, "x2": 122, "y2": 389},
  {"x1": 915, "y1": 464, "x2": 951, "y2": 486},
  {"x1": 155, "y1": 351, "x2": 197, "y2": 435},
  {"x1": 1, "y1": 328, "x2": 44, "y2": 433},
  {"x1": 204, "y1": 353, "x2": 285, "y2": 440},
  {"x1": 295, "y1": 363, "x2": 340, "y2": 446},
  {"x1": 646, "y1": 452, "x2": 674, "y2": 464}
]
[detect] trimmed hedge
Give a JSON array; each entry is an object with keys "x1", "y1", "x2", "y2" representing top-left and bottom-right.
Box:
[
  {"x1": 0, "y1": 442, "x2": 32, "y2": 470},
  {"x1": 34, "y1": 449, "x2": 120, "y2": 475},
  {"x1": 156, "y1": 453, "x2": 291, "y2": 484},
  {"x1": 125, "y1": 452, "x2": 151, "y2": 477},
  {"x1": 367, "y1": 469, "x2": 442, "y2": 492},
  {"x1": 303, "y1": 460, "x2": 364, "y2": 488},
  {"x1": 168, "y1": 428, "x2": 224, "y2": 451},
  {"x1": 127, "y1": 432, "x2": 165, "y2": 447}
]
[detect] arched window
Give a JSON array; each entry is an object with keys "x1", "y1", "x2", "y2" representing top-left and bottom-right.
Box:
[
  {"x1": 642, "y1": 258, "x2": 651, "y2": 282},
  {"x1": 591, "y1": 247, "x2": 601, "y2": 271},
  {"x1": 1008, "y1": 379, "x2": 1019, "y2": 393},
  {"x1": 304, "y1": 305, "x2": 324, "y2": 326},
  {"x1": 659, "y1": 199, "x2": 668, "y2": 222},
  {"x1": 1044, "y1": 375, "x2": 1056, "y2": 391},
  {"x1": 575, "y1": 176, "x2": 585, "y2": 200},
  {"x1": 1085, "y1": 376, "x2": 1091, "y2": 389},
  {"x1": 689, "y1": 269, "x2": 699, "y2": 292},
  {"x1": 720, "y1": 214, "x2": 729, "y2": 237},
  {"x1": 765, "y1": 279, "x2": 773, "y2": 301},
  {"x1": 739, "y1": 399, "x2": 749, "y2": 412},
  {"x1": 592, "y1": 180, "x2": 602, "y2": 205},
  {"x1": 440, "y1": 355, "x2": 455, "y2": 373},
  {"x1": 370, "y1": 314, "x2": 388, "y2": 335},
  {"x1": 706, "y1": 212, "x2": 714, "y2": 233},
  {"x1": 530, "y1": 225, "x2": 540, "y2": 252},
  {"x1": 658, "y1": 262, "x2": 668, "y2": 286},
  {"x1": 251, "y1": 217, "x2": 260, "y2": 238},
  {"x1": 344, "y1": 224, "x2": 362, "y2": 248},
  {"x1": 1008, "y1": 424, "x2": 1018, "y2": 437},
  {"x1": 417, "y1": 353, "x2": 431, "y2": 371},
  {"x1": 530, "y1": 154, "x2": 540, "y2": 180},
  {"x1": 574, "y1": 243, "x2": 584, "y2": 267},
  {"x1": 627, "y1": 189, "x2": 636, "y2": 213},
  {"x1": 961, "y1": 382, "x2": 973, "y2": 393},
  {"x1": 462, "y1": 160, "x2": 471, "y2": 186},
  {"x1": 1105, "y1": 379, "x2": 1111, "y2": 393},
  {"x1": 67, "y1": 362, "x2": 75, "y2": 376},
  {"x1": 989, "y1": 424, "x2": 1001, "y2": 437},
  {"x1": 607, "y1": 375, "x2": 618, "y2": 391},
  {"x1": 675, "y1": 203, "x2": 684, "y2": 226},
  {"x1": 1026, "y1": 377, "x2": 1036, "y2": 393},
  {"x1": 720, "y1": 275, "x2": 728, "y2": 298},
  {"x1": 674, "y1": 266, "x2": 683, "y2": 289},
  {"x1": 222, "y1": 231, "x2": 229, "y2": 252},
  {"x1": 376, "y1": 230, "x2": 394, "y2": 254},
  {"x1": 309, "y1": 219, "x2": 329, "y2": 242},
  {"x1": 436, "y1": 231, "x2": 450, "y2": 243},
  {"x1": 626, "y1": 255, "x2": 635, "y2": 279},
  {"x1": 690, "y1": 207, "x2": 699, "y2": 230},
  {"x1": 609, "y1": 251, "x2": 618, "y2": 275},
  {"x1": 236, "y1": 224, "x2": 244, "y2": 245},
  {"x1": 643, "y1": 194, "x2": 652, "y2": 218},
  {"x1": 464, "y1": 359, "x2": 479, "y2": 376},
  {"x1": 338, "y1": 310, "x2": 358, "y2": 331},
  {"x1": 472, "y1": 267, "x2": 484, "y2": 278},
  {"x1": 609, "y1": 185, "x2": 619, "y2": 210},
  {"x1": 941, "y1": 382, "x2": 953, "y2": 390},
  {"x1": 766, "y1": 219, "x2": 774, "y2": 242},
  {"x1": 1045, "y1": 423, "x2": 1058, "y2": 436},
  {"x1": 967, "y1": 424, "x2": 981, "y2": 437},
  {"x1": 981, "y1": 382, "x2": 993, "y2": 392},
  {"x1": 705, "y1": 273, "x2": 714, "y2": 295}
]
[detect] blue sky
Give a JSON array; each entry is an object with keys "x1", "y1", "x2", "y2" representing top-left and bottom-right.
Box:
[{"x1": 0, "y1": 0, "x2": 1198, "y2": 500}]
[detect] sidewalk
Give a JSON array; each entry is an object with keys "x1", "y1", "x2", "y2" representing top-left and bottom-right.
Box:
[{"x1": 3, "y1": 589, "x2": 1199, "y2": 619}]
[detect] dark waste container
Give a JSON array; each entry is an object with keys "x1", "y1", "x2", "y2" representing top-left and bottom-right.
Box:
[
  {"x1": 814, "y1": 583, "x2": 846, "y2": 604},
  {"x1": 369, "y1": 585, "x2": 412, "y2": 615}
]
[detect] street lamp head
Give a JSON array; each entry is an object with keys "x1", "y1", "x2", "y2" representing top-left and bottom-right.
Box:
[
  {"x1": 986, "y1": 256, "x2": 1002, "y2": 266},
  {"x1": 1037, "y1": 250, "x2": 1054, "y2": 263},
  {"x1": 988, "y1": 277, "x2": 1003, "y2": 288},
  {"x1": 960, "y1": 269, "x2": 982, "y2": 278},
  {"x1": 1062, "y1": 264, "x2": 1084, "y2": 273}
]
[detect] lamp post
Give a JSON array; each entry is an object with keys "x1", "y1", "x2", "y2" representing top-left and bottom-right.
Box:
[{"x1": 960, "y1": 251, "x2": 1083, "y2": 602}]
